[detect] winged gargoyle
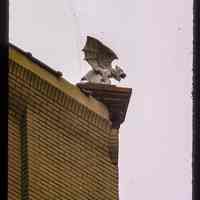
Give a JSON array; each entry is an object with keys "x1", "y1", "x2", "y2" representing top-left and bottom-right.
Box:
[{"x1": 81, "y1": 36, "x2": 126, "y2": 84}]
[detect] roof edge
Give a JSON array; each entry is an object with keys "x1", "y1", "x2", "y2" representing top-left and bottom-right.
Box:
[
  {"x1": 9, "y1": 43, "x2": 110, "y2": 120},
  {"x1": 9, "y1": 43, "x2": 63, "y2": 78}
]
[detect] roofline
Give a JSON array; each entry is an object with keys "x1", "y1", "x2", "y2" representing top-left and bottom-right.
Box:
[
  {"x1": 9, "y1": 43, "x2": 63, "y2": 78},
  {"x1": 9, "y1": 43, "x2": 110, "y2": 120}
]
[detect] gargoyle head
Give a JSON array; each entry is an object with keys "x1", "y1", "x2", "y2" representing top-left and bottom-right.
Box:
[{"x1": 112, "y1": 65, "x2": 126, "y2": 81}]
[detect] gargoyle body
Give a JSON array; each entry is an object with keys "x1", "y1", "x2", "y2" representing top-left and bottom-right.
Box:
[{"x1": 81, "y1": 36, "x2": 126, "y2": 84}]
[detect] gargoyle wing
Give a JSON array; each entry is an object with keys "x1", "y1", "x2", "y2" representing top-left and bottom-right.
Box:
[{"x1": 82, "y1": 36, "x2": 118, "y2": 71}]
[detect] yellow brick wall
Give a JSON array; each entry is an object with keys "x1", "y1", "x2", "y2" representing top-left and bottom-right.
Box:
[{"x1": 8, "y1": 48, "x2": 119, "y2": 200}]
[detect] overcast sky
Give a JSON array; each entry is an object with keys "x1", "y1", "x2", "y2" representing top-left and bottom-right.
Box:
[{"x1": 9, "y1": 0, "x2": 193, "y2": 199}]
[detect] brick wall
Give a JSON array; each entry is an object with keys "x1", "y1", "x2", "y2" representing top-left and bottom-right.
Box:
[{"x1": 8, "y1": 47, "x2": 119, "y2": 200}]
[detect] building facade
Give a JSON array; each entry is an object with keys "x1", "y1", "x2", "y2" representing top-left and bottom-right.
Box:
[{"x1": 8, "y1": 44, "x2": 131, "y2": 200}]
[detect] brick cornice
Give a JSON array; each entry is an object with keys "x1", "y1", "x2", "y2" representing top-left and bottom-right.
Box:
[{"x1": 9, "y1": 60, "x2": 112, "y2": 131}]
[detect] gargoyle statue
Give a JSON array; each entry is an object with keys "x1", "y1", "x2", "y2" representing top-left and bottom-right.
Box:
[{"x1": 81, "y1": 36, "x2": 126, "y2": 84}]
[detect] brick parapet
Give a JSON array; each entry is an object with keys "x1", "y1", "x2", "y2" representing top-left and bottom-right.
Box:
[
  {"x1": 9, "y1": 48, "x2": 110, "y2": 119},
  {"x1": 9, "y1": 60, "x2": 111, "y2": 131}
]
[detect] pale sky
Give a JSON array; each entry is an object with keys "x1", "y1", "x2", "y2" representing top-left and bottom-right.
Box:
[{"x1": 9, "y1": 0, "x2": 193, "y2": 199}]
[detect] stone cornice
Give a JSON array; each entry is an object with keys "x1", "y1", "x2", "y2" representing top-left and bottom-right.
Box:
[{"x1": 77, "y1": 83, "x2": 132, "y2": 129}]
